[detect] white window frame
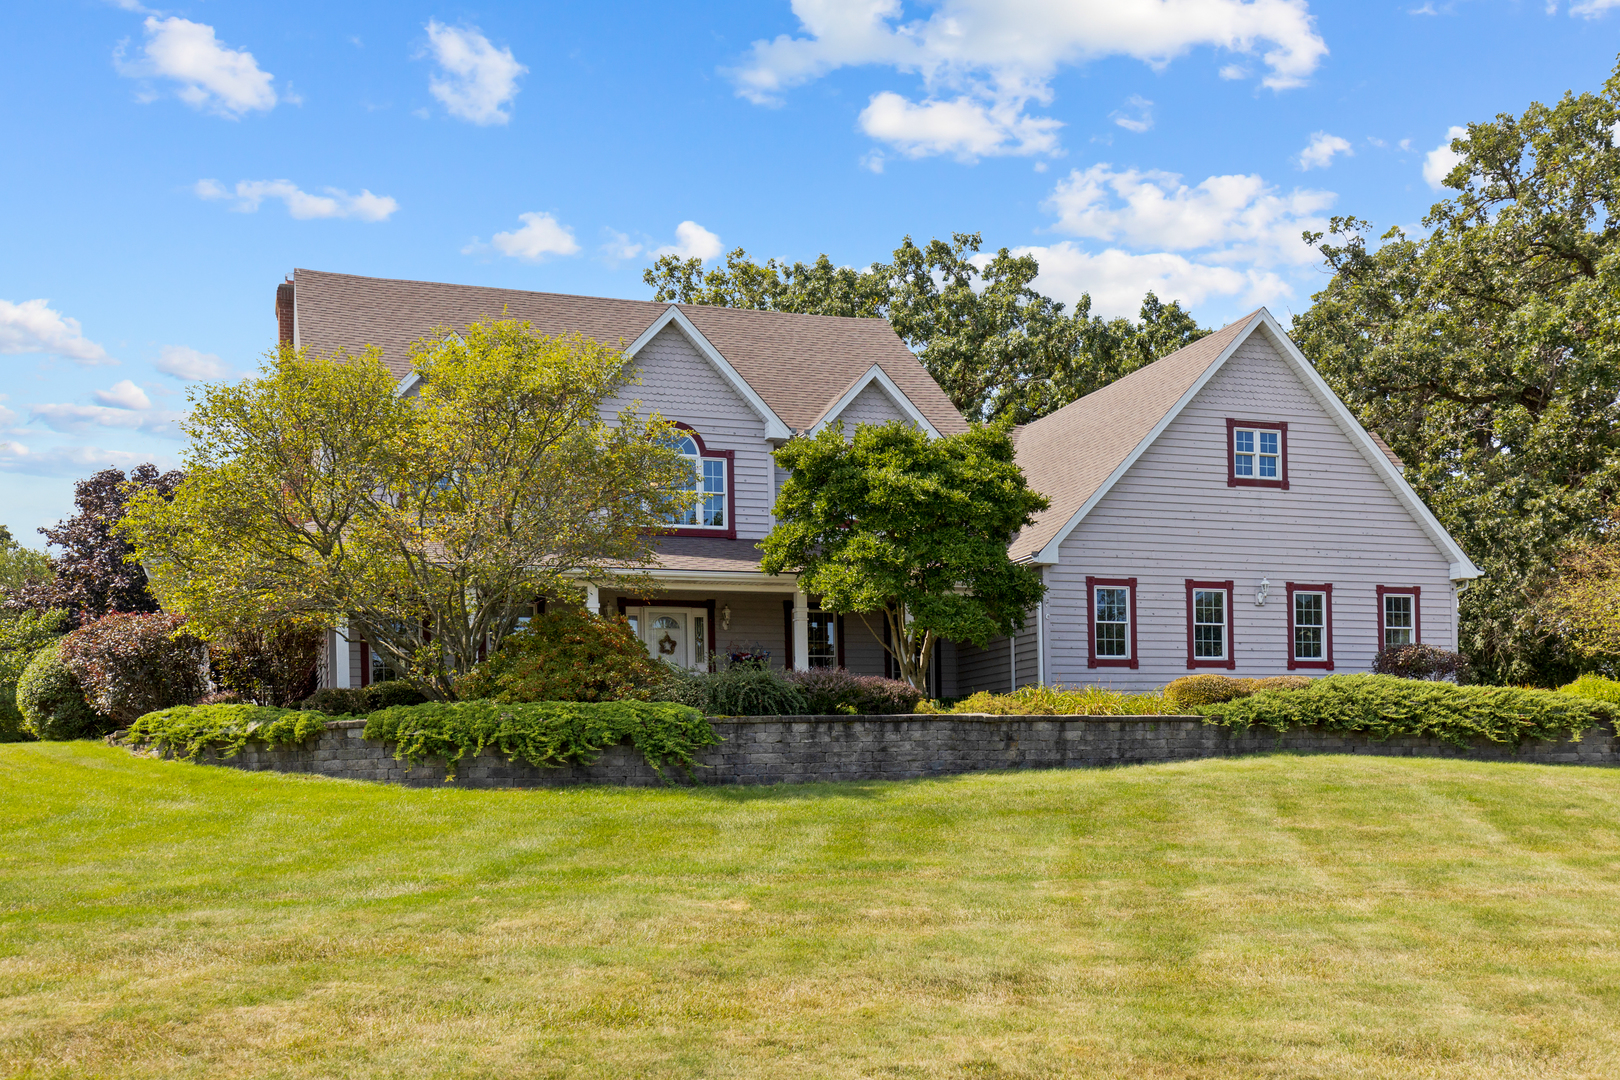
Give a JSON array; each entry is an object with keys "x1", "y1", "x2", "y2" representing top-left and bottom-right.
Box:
[
  {"x1": 1384, "y1": 593, "x2": 1415, "y2": 648},
  {"x1": 669, "y1": 432, "x2": 729, "y2": 532},
  {"x1": 1292, "y1": 591, "x2": 1327, "y2": 661},
  {"x1": 1094, "y1": 586, "x2": 1131, "y2": 660},
  {"x1": 1232, "y1": 426, "x2": 1281, "y2": 481},
  {"x1": 1192, "y1": 589, "x2": 1228, "y2": 661}
]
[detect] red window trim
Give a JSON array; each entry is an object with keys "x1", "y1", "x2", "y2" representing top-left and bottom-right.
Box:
[
  {"x1": 358, "y1": 639, "x2": 370, "y2": 687},
  {"x1": 1185, "y1": 579, "x2": 1236, "y2": 669},
  {"x1": 1376, "y1": 585, "x2": 1422, "y2": 649},
  {"x1": 665, "y1": 422, "x2": 737, "y2": 541},
  {"x1": 1226, "y1": 419, "x2": 1289, "y2": 490},
  {"x1": 1285, "y1": 582, "x2": 1334, "y2": 670},
  {"x1": 1086, "y1": 576, "x2": 1138, "y2": 669}
]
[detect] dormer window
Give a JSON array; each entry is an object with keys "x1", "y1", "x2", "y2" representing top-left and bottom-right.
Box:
[
  {"x1": 1226, "y1": 419, "x2": 1289, "y2": 489},
  {"x1": 666, "y1": 424, "x2": 735, "y2": 538}
]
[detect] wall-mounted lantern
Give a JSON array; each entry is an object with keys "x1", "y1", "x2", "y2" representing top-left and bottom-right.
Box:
[
  {"x1": 721, "y1": 604, "x2": 731, "y2": 630},
  {"x1": 1255, "y1": 578, "x2": 1270, "y2": 607}
]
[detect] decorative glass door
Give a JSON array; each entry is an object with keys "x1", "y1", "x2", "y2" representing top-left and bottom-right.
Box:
[{"x1": 643, "y1": 610, "x2": 690, "y2": 669}]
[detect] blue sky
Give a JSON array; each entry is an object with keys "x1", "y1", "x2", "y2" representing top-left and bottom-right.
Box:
[{"x1": 2, "y1": 0, "x2": 1618, "y2": 545}]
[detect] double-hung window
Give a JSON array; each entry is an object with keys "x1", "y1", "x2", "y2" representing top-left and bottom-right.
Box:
[
  {"x1": 666, "y1": 426, "x2": 735, "y2": 538},
  {"x1": 1086, "y1": 576, "x2": 1137, "y2": 668},
  {"x1": 1185, "y1": 580, "x2": 1235, "y2": 669},
  {"x1": 1226, "y1": 420, "x2": 1289, "y2": 489},
  {"x1": 1377, "y1": 586, "x2": 1421, "y2": 649},
  {"x1": 1286, "y1": 583, "x2": 1334, "y2": 670}
]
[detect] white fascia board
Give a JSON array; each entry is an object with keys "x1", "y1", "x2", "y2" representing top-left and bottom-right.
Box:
[
  {"x1": 809, "y1": 364, "x2": 943, "y2": 439},
  {"x1": 1031, "y1": 314, "x2": 1261, "y2": 564},
  {"x1": 561, "y1": 567, "x2": 799, "y2": 592},
  {"x1": 395, "y1": 371, "x2": 422, "y2": 398},
  {"x1": 1248, "y1": 310, "x2": 1482, "y2": 580},
  {"x1": 622, "y1": 306, "x2": 793, "y2": 441}
]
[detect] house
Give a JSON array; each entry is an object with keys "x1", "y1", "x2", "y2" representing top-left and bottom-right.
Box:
[{"x1": 280, "y1": 269, "x2": 1479, "y2": 696}]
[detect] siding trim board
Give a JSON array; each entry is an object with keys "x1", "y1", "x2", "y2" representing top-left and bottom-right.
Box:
[
  {"x1": 1085, "y1": 576, "x2": 1138, "y2": 669},
  {"x1": 665, "y1": 422, "x2": 738, "y2": 541},
  {"x1": 1376, "y1": 585, "x2": 1422, "y2": 649},
  {"x1": 1285, "y1": 582, "x2": 1334, "y2": 671},
  {"x1": 1185, "y1": 580, "x2": 1237, "y2": 669},
  {"x1": 1225, "y1": 418, "x2": 1289, "y2": 490}
]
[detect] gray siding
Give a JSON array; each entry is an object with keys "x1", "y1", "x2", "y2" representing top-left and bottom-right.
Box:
[
  {"x1": 831, "y1": 381, "x2": 911, "y2": 431},
  {"x1": 603, "y1": 325, "x2": 775, "y2": 540},
  {"x1": 1046, "y1": 332, "x2": 1459, "y2": 692},
  {"x1": 956, "y1": 636, "x2": 1011, "y2": 696}
]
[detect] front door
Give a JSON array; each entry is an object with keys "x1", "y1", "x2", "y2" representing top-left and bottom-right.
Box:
[{"x1": 643, "y1": 610, "x2": 691, "y2": 669}]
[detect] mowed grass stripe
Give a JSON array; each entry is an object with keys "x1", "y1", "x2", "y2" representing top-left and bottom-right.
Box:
[{"x1": 2, "y1": 742, "x2": 1619, "y2": 1078}]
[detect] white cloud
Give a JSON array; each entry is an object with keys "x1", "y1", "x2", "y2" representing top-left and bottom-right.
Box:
[
  {"x1": 0, "y1": 299, "x2": 113, "y2": 366},
  {"x1": 115, "y1": 16, "x2": 277, "y2": 117},
  {"x1": 1218, "y1": 63, "x2": 1249, "y2": 79},
  {"x1": 195, "y1": 179, "x2": 399, "y2": 221},
  {"x1": 601, "y1": 229, "x2": 646, "y2": 262},
  {"x1": 423, "y1": 21, "x2": 526, "y2": 125},
  {"x1": 858, "y1": 91, "x2": 1062, "y2": 159},
  {"x1": 1423, "y1": 125, "x2": 1468, "y2": 189},
  {"x1": 0, "y1": 441, "x2": 162, "y2": 478},
  {"x1": 1571, "y1": 0, "x2": 1620, "y2": 16},
  {"x1": 152, "y1": 345, "x2": 230, "y2": 380},
  {"x1": 92, "y1": 379, "x2": 152, "y2": 410},
  {"x1": 730, "y1": 0, "x2": 1326, "y2": 158},
  {"x1": 1045, "y1": 164, "x2": 1333, "y2": 267},
  {"x1": 654, "y1": 221, "x2": 724, "y2": 261},
  {"x1": 1298, "y1": 131, "x2": 1352, "y2": 170},
  {"x1": 29, "y1": 400, "x2": 184, "y2": 438},
  {"x1": 1111, "y1": 95, "x2": 1154, "y2": 133},
  {"x1": 1011, "y1": 241, "x2": 1289, "y2": 319},
  {"x1": 470, "y1": 212, "x2": 582, "y2": 261}
]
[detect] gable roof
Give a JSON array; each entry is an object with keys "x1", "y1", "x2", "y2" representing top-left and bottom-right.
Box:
[
  {"x1": 1009, "y1": 309, "x2": 1482, "y2": 580},
  {"x1": 290, "y1": 268, "x2": 967, "y2": 436},
  {"x1": 808, "y1": 364, "x2": 944, "y2": 438}
]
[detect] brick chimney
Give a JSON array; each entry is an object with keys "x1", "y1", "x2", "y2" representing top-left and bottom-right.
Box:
[{"x1": 275, "y1": 277, "x2": 294, "y2": 345}]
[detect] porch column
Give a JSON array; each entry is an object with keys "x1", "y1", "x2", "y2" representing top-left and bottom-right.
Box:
[
  {"x1": 584, "y1": 582, "x2": 600, "y2": 616},
  {"x1": 334, "y1": 619, "x2": 353, "y2": 689},
  {"x1": 792, "y1": 587, "x2": 810, "y2": 671}
]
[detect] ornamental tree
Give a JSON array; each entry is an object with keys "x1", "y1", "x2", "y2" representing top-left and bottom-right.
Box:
[
  {"x1": 760, "y1": 420, "x2": 1049, "y2": 693},
  {"x1": 1292, "y1": 59, "x2": 1620, "y2": 683},
  {"x1": 119, "y1": 320, "x2": 694, "y2": 699}
]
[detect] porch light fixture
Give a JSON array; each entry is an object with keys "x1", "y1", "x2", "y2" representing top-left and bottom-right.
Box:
[
  {"x1": 1255, "y1": 578, "x2": 1270, "y2": 607},
  {"x1": 721, "y1": 604, "x2": 731, "y2": 630}
]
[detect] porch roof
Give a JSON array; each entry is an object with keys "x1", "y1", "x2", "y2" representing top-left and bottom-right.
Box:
[{"x1": 649, "y1": 536, "x2": 768, "y2": 574}]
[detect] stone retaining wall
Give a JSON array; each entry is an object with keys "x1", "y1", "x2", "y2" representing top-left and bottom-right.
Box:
[{"x1": 151, "y1": 714, "x2": 1620, "y2": 788}]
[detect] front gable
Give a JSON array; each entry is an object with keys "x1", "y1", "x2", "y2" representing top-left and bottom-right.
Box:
[{"x1": 810, "y1": 364, "x2": 944, "y2": 438}]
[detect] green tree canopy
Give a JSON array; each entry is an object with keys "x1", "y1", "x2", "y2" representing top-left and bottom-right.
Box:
[
  {"x1": 119, "y1": 320, "x2": 694, "y2": 699},
  {"x1": 1291, "y1": 59, "x2": 1620, "y2": 684},
  {"x1": 0, "y1": 526, "x2": 52, "y2": 600},
  {"x1": 760, "y1": 420, "x2": 1049, "y2": 692},
  {"x1": 644, "y1": 233, "x2": 1208, "y2": 425}
]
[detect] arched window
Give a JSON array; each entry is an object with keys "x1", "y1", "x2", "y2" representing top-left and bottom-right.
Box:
[{"x1": 667, "y1": 427, "x2": 729, "y2": 531}]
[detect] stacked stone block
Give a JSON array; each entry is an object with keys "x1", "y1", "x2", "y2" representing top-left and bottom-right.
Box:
[{"x1": 158, "y1": 714, "x2": 1620, "y2": 789}]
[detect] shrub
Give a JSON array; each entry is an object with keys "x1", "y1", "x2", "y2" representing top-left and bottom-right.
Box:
[
  {"x1": 1373, "y1": 643, "x2": 1471, "y2": 682},
  {"x1": 59, "y1": 612, "x2": 206, "y2": 726},
  {"x1": 1164, "y1": 675, "x2": 1253, "y2": 709},
  {"x1": 363, "y1": 699, "x2": 717, "y2": 779},
  {"x1": 456, "y1": 610, "x2": 662, "y2": 703},
  {"x1": 16, "y1": 640, "x2": 105, "y2": 740},
  {"x1": 298, "y1": 687, "x2": 369, "y2": 716},
  {"x1": 654, "y1": 664, "x2": 810, "y2": 716},
  {"x1": 127, "y1": 703, "x2": 331, "y2": 761},
  {"x1": 784, "y1": 668, "x2": 924, "y2": 715},
  {"x1": 1200, "y1": 673, "x2": 1610, "y2": 746},
  {"x1": 208, "y1": 621, "x2": 324, "y2": 706},
  {"x1": 1557, "y1": 674, "x2": 1620, "y2": 704},
  {"x1": 0, "y1": 609, "x2": 69, "y2": 741},
  {"x1": 1251, "y1": 675, "x2": 1314, "y2": 692},
  {"x1": 945, "y1": 684, "x2": 1177, "y2": 716},
  {"x1": 363, "y1": 680, "x2": 428, "y2": 710}
]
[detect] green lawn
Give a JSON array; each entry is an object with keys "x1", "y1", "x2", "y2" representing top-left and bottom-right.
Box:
[{"x1": 4, "y1": 745, "x2": 1620, "y2": 1079}]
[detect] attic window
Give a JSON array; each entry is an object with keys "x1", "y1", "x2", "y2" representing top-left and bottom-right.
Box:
[{"x1": 1227, "y1": 419, "x2": 1289, "y2": 490}]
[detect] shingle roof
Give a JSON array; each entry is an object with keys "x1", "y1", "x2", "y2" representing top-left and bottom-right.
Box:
[
  {"x1": 291, "y1": 269, "x2": 966, "y2": 435},
  {"x1": 1007, "y1": 312, "x2": 1262, "y2": 562},
  {"x1": 648, "y1": 536, "x2": 768, "y2": 574}
]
